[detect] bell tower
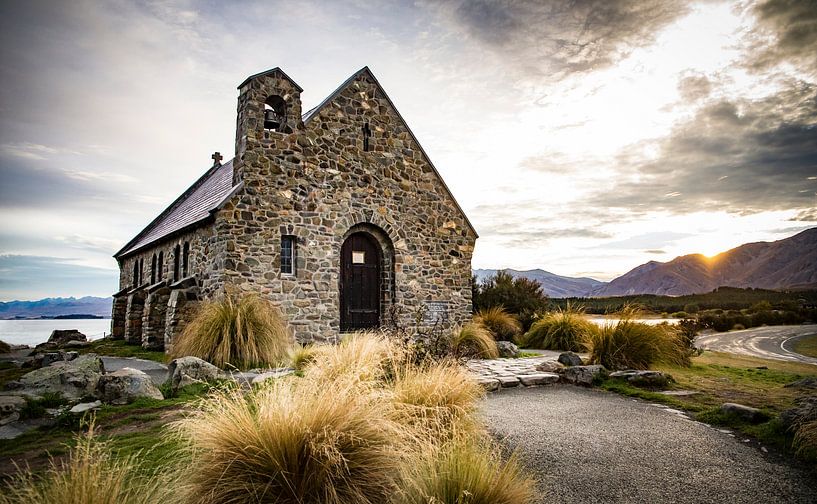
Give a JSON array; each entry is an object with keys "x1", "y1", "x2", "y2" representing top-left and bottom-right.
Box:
[{"x1": 233, "y1": 67, "x2": 303, "y2": 185}]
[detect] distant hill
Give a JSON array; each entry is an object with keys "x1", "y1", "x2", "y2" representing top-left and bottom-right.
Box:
[
  {"x1": 0, "y1": 296, "x2": 111, "y2": 319},
  {"x1": 474, "y1": 268, "x2": 605, "y2": 298},
  {"x1": 592, "y1": 228, "x2": 817, "y2": 297}
]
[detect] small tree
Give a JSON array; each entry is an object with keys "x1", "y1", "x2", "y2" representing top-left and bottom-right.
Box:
[{"x1": 473, "y1": 271, "x2": 549, "y2": 330}]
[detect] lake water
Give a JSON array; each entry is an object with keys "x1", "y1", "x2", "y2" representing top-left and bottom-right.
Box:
[
  {"x1": 0, "y1": 319, "x2": 111, "y2": 347},
  {"x1": 586, "y1": 317, "x2": 679, "y2": 326}
]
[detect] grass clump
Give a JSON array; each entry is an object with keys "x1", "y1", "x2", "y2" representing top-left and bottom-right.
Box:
[
  {"x1": 519, "y1": 306, "x2": 595, "y2": 351},
  {"x1": 173, "y1": 378, "x2": 406, "y2": 504},
  {"x1": 304, "y1": 331, "x2": 405, "y2": 385},
  {"x1": 474, "y1": 306, "x2": 521, "y2": 342},
  {"x1": 289, "y1": 342, "x2": 320, "y2": 372},
  {"x1": 170, "y1": 290, "x2": 292, "y2": 370},
  {"x1": 395, "y1": 434, "x2": 535, "y2": 504},
  {"x1": 0, "y1": 422, "x2": 175, "y2": 504},
  {"x1": 449, "y1": 323, "x2": 499, "y2": 359}
]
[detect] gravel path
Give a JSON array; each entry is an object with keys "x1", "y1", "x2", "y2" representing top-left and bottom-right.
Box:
[
  {"x1": 482, "y1": 386, "x2": 817, "y2": 504},
  {"x1": 696, "y1": 325, "x2": 817, "y2": 365}
]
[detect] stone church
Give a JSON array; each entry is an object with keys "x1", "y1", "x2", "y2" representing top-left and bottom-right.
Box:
[{"x1": 111, "y1": 67, "x2": 477, "y2": 349}]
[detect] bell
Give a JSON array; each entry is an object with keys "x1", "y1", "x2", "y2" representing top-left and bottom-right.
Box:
[{"x1": 264, "y1": 109, "x2": 281, "y2": 130}]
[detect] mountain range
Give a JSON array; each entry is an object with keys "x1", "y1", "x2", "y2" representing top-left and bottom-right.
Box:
[
  {"x1": 477, "y1": 227, "x2": 817, "y2": 298},
  {"x1": 0, "y1": 297, "x2": 112, "y2": 319}
]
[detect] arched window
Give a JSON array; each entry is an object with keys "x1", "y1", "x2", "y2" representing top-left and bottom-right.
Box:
[
  {"x1": 173, "y1": 244, "x2": 181, "y2": 280},
  {"x1": 157, "y1": 251, "x2": 164, "y2": 281},
  {"x1": 263, "y1": 95, "x2": 289, "y2": 133},
  {"x1": 182, "y1": 242, "x2": 190, "y2": 277},
  {"x1": 150, "y1": 254, "x2": 157, "y2": 284}
]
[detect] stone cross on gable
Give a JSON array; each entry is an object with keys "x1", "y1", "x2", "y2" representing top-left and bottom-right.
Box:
[{"x1": 211, "y1": 151, "x2": 223, "y2": 166}]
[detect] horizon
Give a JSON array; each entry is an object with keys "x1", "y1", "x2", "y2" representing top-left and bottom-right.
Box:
[{"x1": 1, "y1": 0, "x2": 815, "y2": 301}]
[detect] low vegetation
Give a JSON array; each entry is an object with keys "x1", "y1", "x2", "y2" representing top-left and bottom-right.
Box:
[
  {"x1": 474, "y1": 306, "x2": 522, "y2": 342},
  {"x1": 473, "y1": 270, "x2": 549, "y2": 330},
  {"x1": 519, "y1": 305, "x2": 595, "y2": 351},
  {"x1": 449, "y1": 323, "x2": 500, "y2": 359},
  {"x1": 791, "y1": 334, "x2": 817, "y2": 359},
  {"x1": 170, "y1": 291, "x2": 292, "y2": 369}
]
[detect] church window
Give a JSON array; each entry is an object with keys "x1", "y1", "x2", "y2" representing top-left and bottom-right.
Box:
[
  {"x1": 157, "y1": 251, "x2": 164, "y2": 280},
  {"x1": 263, "y1": 95, "x2": 287, "y2": 133},
  {"x1": 182, "y1": 242, "x2": 190, "y2": 277},
  {"x1": 362, "y1": 122, "x2": 371, "y2": 151},
  {"x1": 133, "y1": 261, "x2": 139, "y2": 286},
  {"x1": 150, "y1": 254, "x2": 157, "y2": 284},
  {"x1": 138, "y1": 258, "x2": 144, "y2": 285},
  {"x1": 281, "y1": 235, "x2": 296, "y2": 275},
  {"x1": 173, "y1": 245, "x2": 181, "y2": 280}
]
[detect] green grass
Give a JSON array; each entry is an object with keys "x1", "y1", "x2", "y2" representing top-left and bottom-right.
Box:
[
  {"x1": 586, "y1": 314, "x2": 691, "y2": 370},
  {"x1": 0, "y1": 361, "x2": 29, "y2": 389},
  {"x1": 792, "y1": 334, "x2": 817, "y2": 359},
  {"x1": 518, "y1": 307, "x2": 594, "y2": 352},
  {"x1": 77, "y1": 339, "x2": 168, "y2": 363}
]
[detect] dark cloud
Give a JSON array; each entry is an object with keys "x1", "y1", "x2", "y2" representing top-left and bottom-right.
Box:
[
  {"x1": 677, "y1": 73, "x2": 712, "y2": 102},
  {"x1": 645, "y1": 249, "x2": 667, "y2": 254},
  {"x1": 587, "y1": 80, "x2": 817, "y2": 214},
  {"x1": 0, "y1": 255, "x2": 117, "y2": 300},
  {"x1": 748, "y1": 0, "x2": 817, "y2": 74},
  {"x1": 434, "y1": 0, "x2": 690, "y2": 78},
  {"x1": 790, "y1": 208, "x2": 817, "y2": 221}
]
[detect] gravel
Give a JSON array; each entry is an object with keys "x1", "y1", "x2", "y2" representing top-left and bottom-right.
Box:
[{"x1": 482, "y1": 386, "x2": 817, "y2": 504}]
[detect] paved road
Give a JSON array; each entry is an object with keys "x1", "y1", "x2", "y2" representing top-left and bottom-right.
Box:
[
  {"x1": 483, "y1": 386, "x2": 817, "y2": 504},
  {"x1": 696, "y1": 324, "x2": 817, "y2": 365},
  {"x1": 101, "y1": 356, "x2": 168, "y2": 385}
]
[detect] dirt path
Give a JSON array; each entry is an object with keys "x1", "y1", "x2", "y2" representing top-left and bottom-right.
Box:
[
  {"x1": 696, "y1": 324, "x2": 817, "y2": 365},
  {"x1": 483, "y1": 386, "x2": 816, "y2": 504}
]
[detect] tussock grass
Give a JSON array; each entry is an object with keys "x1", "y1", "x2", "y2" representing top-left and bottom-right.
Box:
[
  {"x1": 304, "y1": 331, "x2": 406, "y2": 385},
  {"x1": 519, "y1": 306, "x2": 595, "y2": 351},
  {"x1": 394, "y1": 434, "x2": 535, "y2": 504},
  {"x1": 794, "y1": 420, "x2": 817, "y2": 456},
  {"x1": 0, "y1": 423, "x2": 174, "y2": 504},
  {"x1": 474, "y1": 306, "x2": 522, "y2": 342},
  {"x1": 289, "y1": 342, "x2": 320, "y2": 372},
  {"x1": 585, "y1": 309, "x2": 691, "y2": 370},
  {"x1": 173, "y1": 378, "x2": 407, "y2": 504},
  {"x1": 170, "y1": 291, "x2": 292, "y2": 369},
  {"x1": 389, "y1": 360, "x2": 484, "y2": 436},
  {"x1": 450, "y1": 323, "x2": 499, "y2": 359}
]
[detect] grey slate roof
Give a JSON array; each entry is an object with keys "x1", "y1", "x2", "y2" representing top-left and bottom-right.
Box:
[{"x1": 115, "y1": 160, "x2": 235, "y2": 258}]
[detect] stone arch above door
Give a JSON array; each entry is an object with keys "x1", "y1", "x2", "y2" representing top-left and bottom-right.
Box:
[{"x1": 339, "y1": 223, "x2": 395, "y2": 332}]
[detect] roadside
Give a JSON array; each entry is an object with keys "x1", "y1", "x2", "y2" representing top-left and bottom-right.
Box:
[{"x1": 695, "y1": 324, "x2": 817, "y2": 365}]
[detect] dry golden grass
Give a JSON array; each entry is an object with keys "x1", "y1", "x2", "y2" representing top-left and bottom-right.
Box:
[
  {"x1": 288, "y1": 342, "x2": 321, "y2": 371},
  {"x1": 0, "y1": 423, "x2": 175, "y2": 504},
  {"x1": 519, "y1": 306, "x2": 595, "y2": 351},
  {"x1": 303, "y1": 331, "x2": 406, "y2": 385},
  {"x1": 170, "y1": 291, "x2": 292, "y2": 369},
  {"x1": 450, "y1": 323, "x2": 499, "y2": 359},
  {"x1": 474, "y1": 306, "x2": 522, "y2": 342}
]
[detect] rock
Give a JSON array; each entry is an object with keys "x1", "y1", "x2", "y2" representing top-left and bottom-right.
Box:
[
  {"x1": 62, "y1": 340, "x2": 91, "y2": 348},
  {"x1": 70, "y1": 400, "x2": 102, "y2": 414},
  {"x1": 557, "y1": 365, "x2": 607, "y2": 386},
  {"x1": 96, "y1": 368, "x2": 163, "y2": 405},
  {"x1": 780, "y1": 396, "x2": 817, "y2": 429},
  {"x1": 166, "y1": 356, "x2": 228, "y2": 392},
  {"x1": 23, "y1": 350, "x2": 81, "y2": 369},
  {"x1": 251, "y1": 369, "x2": 295, "y2": 385},
  {"x1": 497, "y1": 376, "x2": 521, "y2": 388},
  {"x1": 0, "y1": 395, "x2": 26, "y2": 418},
  {"x1": 518, "y1": 373, "x2": 560, "y2": 386},
  {"x1": 720, "y1": 403, "x2": 769, "y2": 424},
  {"x1": 477, "y1": 377, "x2": 501, "y2": 392},
  {"x1": 0, "y1": 412, "x2": 20, "y2": 426},
  {"x1": 609, "y1": 370, "x2": 673, "y2": 388},
  {"x1": 535, "y1": 361, "x2": 564, "y2": 373},
  {"x1": 558, "y1": 352, "x2": 583, "y2": 367},
  {"x1": 496, "y1": 341, "x2": 519, "y2": 358},
  {"x1": 10, "y1": 354, "x2": 104, "y2": 400},
  {"x1": 47, "y1": 329, "x2": 87, "y2": 346},
  {"x1": 784, "y1": 377, "x2": 817, "y2": 390}
]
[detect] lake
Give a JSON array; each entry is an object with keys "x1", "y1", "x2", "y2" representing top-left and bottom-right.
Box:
[
  {"x1": 586, "y1": 317, "x2": 679, "y2": 326},
  {"x1": 0, "y1": 319, "x2": 111, "y2": 347}
]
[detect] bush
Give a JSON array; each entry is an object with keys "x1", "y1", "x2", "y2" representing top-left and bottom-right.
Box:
[
  {"x1": 474, "y1": 271, "x2": 549, "y2": 330},
  {"x1": 519, "y1": 306, "x2": 595, "y2": 351},
  {"x1": 0, "y1": 423, "x2": 173, "y2": 504},
  {"x1": 474, "y1": 306, "x2": 522, "y2": 341},
  {"x1": 304, "y1": 332, "x2": 405, "y2": 385},
  {"x1": 170, "y1": 291, "x2": 292, "y2": 369},
  {"x1": 173, "y1": 377, "x2": 405, "y2": 504},
  {"x1": 732, "y1": 323, "x2": 746, "y2": 331},
  {"x1": 585, "y1": 313, "x2": 691, "y2": 370},
  {"x1": 394, "y1": 435, "x2": 535, "y2": 504},
  {"x1": 449, "y1": 323, "x2": 499, "y2": 359},
  {"x1": 289, "y1": 343, "x2": 320, "y2": 372}
]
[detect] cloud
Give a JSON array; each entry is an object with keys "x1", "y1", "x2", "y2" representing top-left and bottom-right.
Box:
[
  {"x1": 0, "y1": 255, "x2": 117, "y2": 301},
  {"x1": 432, "y1": 0, "x2": 690, "y2": 79},
  {"x1": 748, "y1": 0, "x2": 817, "y2": 74},
  {"x1": 677, "y1": 72, "x2": 712, "y2": 102},
  {"x1": 644, "y1": 249, "x2": 667, "y2": 254}
]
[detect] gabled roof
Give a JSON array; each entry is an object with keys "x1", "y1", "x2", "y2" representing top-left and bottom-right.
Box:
[
  {"x1": 114, "y1": 160, "x2": 235, "y2": 259},
  {"x1": 237, "y1": 67, "x2": 303, "y2": 92},
  {"x1": 302, "y1": 67, "x2": 478, "y2": 238}
]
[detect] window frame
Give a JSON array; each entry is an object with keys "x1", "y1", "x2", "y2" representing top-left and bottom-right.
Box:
[{"x1": 280, "y1": 235, "x2": 296, "y2": 275}]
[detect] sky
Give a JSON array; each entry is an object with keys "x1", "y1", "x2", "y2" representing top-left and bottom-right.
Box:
[{"x1": 0, "y1": 0, "x2": 815, "y2": 301}]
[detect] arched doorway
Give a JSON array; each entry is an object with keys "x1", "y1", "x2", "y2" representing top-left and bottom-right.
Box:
[{"x1": 340, "y1": 232, "x2": 381, "y2": 331}]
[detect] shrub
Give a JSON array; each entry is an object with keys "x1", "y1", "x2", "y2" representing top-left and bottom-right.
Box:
[
  {"x1": 304, "y1": 331, "x2": 406, "y2": 385},
  {"x1": 585, "y1": 313, "x2": 691, "y2": 370},
  {"x1": 173, "y1": 378, "x2": 406, "y2": 504},
  {"x1": 0, "y1": 423, "x2": 173, "y2": 504},
  {"x1": 394, "y1": 435, "x2": 535, "y2": 504},
  {"x1": 289, "y1": 343, "x2": 320, "y2": 372},
  {"x1": 519, "y1": 306, "x2": 595, "y2": 351},
  {"x1": 474, "y1": 271, "x2": 549, "y2": 330},
  {"x1": 732, "y1": 323, "x2": 746, "y2": 331},
  {"x1": 170, "y1": 291, "x2": 292, "y2": 369},
  {"x1": 389, "y1": 360, "x2": 484, "y2": 436},
  {"x1": 449, "y1": 323, "x2": 499, "y2": 359},
  {"x1": 474, "y1": 306, "x2": 522, "y2": 341}
]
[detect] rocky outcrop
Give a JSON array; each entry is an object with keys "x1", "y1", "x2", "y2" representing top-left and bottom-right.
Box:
[
  {"x1": 609, "y1": 370, "x2": 673, "y2": 388},
  {"x1": 558, "y1": 352, "x2": 583, "y2": 367},
  {"x1": 8, "y1": 354, "x2": 104, "y2": 400},
  {"x1": 23, "y1": 350, "x2": 78, "y2": 369},
  {"x1": 166, "y1": 356, "x2": 228, "y2": 393},
  {"x1": 557, "y1": 365, "x2": 607, "y2": 386},
  {"x1": 95, "y1": 368, "x2": 163, "y2": 405},
  {"x1": 496, "y1": 341, "x2": 519, "y2": 358},
  {"x1": 720, "y1": 402, "x2": 769, "y2": 424},
  {"x1": 34, "y1": 329, "x2": 87, "y2": 350}
]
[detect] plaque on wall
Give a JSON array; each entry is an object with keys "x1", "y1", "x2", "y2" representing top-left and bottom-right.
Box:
[{"x1": 422, "y1": 301, "x2": 449, "y2": 326}]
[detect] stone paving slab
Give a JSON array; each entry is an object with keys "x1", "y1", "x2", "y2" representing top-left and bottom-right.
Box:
[{"x1": 467, "y1": 356, "x2": 562, "y2": 392}]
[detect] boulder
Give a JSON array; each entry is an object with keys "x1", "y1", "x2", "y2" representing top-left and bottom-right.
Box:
[
  {"x1": 535, "y1": 361, "x2": 564, "y2": 373},
  {"x1": 720, "y1": 403, "x2": 769, "y2": 424},
  {"x1": 47, "y1": 329, "x2": 87, "y2": 346},
  {"x1": 558, "y1": 351, "x2": 583, "y2": 367},
  {"x1": 166, "y1": 356, "x2": 228, "y2": 392},
  {"x1": 0, "y1": 395, "x2": 26, "y2": 420},
  {"x1": 476, "y1": 377, "x2": 501, "y2": 392},
  {"x1": 70, "y1": 400, "x2": 102, "y2": 414},
  {"x1": 784, "y1": 377, "x2": 817, "y2": 390},
  {"x1": 557, "y1": 365, "x2": 607, "y2": 386},
  {"x1": 95, "y1": 368, "x2": 163, "y2": 405},
  {"x1": 9, "y1": 354, "x2": 104, "y2": 400},
  {"x1": 496, "y1": 341, "x2": 519, "y2": 358},
  {"x1": 609, "y1": 370, "x2": 673, "y2": 389},
  {"x1": 518, "y1": 373, "x2": 560, "y2": 386},
  {"x1": 23, "y1": 350, "x2": 79, "y2": 369},
  {"x1": 780, "y1": 396, "x2": 817, "y2": 429}
]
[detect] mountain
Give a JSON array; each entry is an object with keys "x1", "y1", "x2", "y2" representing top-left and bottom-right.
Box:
[
  {"x1": 0, "y1": 296, "x2": 112, "y2": 319},
  {"x1": 474, "y1": 268, "x2": 606, "y2": 298},
  {"x1": 593, "y1": 228, "x2": 817, "y2": 296}
]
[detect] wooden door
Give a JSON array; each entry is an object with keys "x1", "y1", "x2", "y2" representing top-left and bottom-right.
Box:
[{"x1": 340, "y1": 232, "x2": 380, "y2": 331}]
